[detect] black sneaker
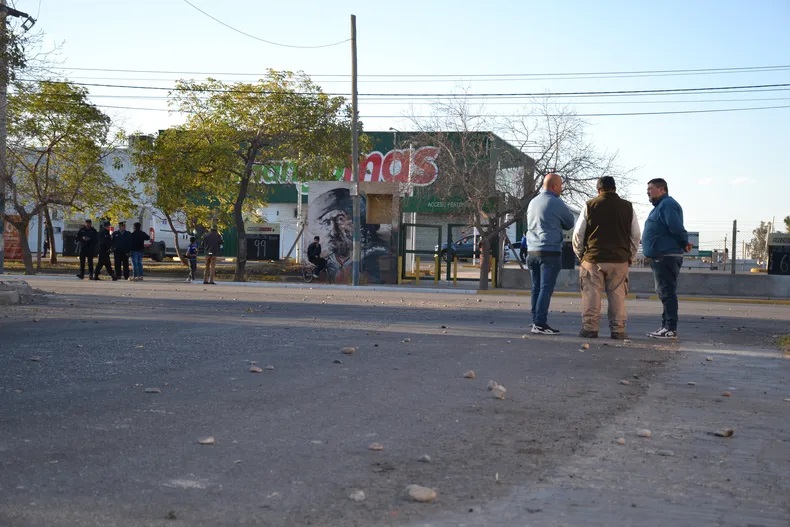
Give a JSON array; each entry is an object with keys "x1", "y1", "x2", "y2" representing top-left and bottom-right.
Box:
[
  {"x1": 610, "y1": 332, "x2": 628, "y2": 340},
  {"x1": 76, "y1": 274, "x2": 84, "y2": 279},
  {"x1": 531, "y1": 324, "x2": 560, "y2": 335},
  {"x1": 579, "y1": 329, "x2": 598, "y2": 338}
]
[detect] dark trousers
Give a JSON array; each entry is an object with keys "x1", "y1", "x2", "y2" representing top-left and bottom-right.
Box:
[
  {"x1": 310, "y1": 257, "x2": 327, "y2": 276},
  {"x1": 650, "y1": 256, "x2": 683, "y2": 331},
  {"x1": 79, "y1": 253, "x2": 94, "y2": 278},
  {"x1": 188, "y1": 258, "x2": 197, "y2": 280},
  {"x1": 527, "y1": 253, "x2": 562, "y2": 326},
  {"x1": 95, "y1": 251, "x2": 115, "y2": 279},
  {"x1": 519, "y1": 246, "x2": 527, "y2": 264},
  {"x1": 114, "y1": 250, "x2": 130, "y2": 279}
]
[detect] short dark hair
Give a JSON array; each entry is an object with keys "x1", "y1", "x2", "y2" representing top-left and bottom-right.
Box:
[
  {"x1": 133, "y1": 222, "x2": 142, "y2": 230},
  {"x1": 647, "y1": 178, "x2": 668, "y2": 192},
  {"x1": 596, "y1": 176, "x2": 616, "y2": 191},
  {"x1": 190, "y1": 236, "x2": 196, "y2": 243},
  {"x1": 313, "y1": 236, "x2": 320, "y2": 241}
]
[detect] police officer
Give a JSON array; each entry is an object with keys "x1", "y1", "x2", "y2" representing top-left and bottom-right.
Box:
[
  {"x1": 76, "y1": 219, "x2": 98, "y2": 279},
  {"x1": 93, "y1": 221, "x2": 117, "y2": 280},
  {"x1": 112, "y1": 221, "x2": 133, "y2": 280}
]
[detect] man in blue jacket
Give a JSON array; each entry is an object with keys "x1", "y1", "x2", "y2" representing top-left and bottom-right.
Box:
[
  {"x1": 526, "y1": 173, "x2": 575, "y2": 334},
  {"x1": 642, "y1": 178, "x2": 692, "y2": 339}
]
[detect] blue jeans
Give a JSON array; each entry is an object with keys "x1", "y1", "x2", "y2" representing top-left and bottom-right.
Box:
[
  {"x1": 131, "y1": 251, "x2": 144, "y2": 278},
  {"x1": 527, "y1": 254, "x2": 562, "y2": 326},
  {"x1": 650, "y1": 256, "x2": 683, "y2": 331}
]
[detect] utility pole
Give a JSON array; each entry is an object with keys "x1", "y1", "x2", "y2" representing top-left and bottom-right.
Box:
[
  {"x1": 0, "y1": 0, "x2": 8, "y2": 274},
  {"x1": 731, "y1": 220, "x2": 737, "y2": 275},
  {"x1": 350, "y1": 14, "x2": 360, "y2": 286},
  {"x1": 0, "y1": 1, "x2": 35, "y2": 274}
]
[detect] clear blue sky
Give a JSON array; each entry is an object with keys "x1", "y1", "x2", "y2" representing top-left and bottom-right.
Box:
[{"x1": 18, "y1": 0, "x2": 790, "y2": 250}]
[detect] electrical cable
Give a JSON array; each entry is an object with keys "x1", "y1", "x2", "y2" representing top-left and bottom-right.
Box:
[{"x1": 181, "y1": 0, "x2": 349, "y2": 49}]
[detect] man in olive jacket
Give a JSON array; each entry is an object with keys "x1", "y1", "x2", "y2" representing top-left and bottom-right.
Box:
[
  {"x1": 201, "y1": 227, "x2": 223, "y2": 284},
  {"x1": 572, "y1": 176, "x2": 641, "y2": 339}
]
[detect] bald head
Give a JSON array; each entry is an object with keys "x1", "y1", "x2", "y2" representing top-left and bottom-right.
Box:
[{"x1": 543, "y1": 173, "x2": 563, "y2": 195}]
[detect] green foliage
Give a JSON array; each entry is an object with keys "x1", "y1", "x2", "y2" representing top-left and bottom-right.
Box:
[
  {"x1": 784, "y1": 215, "x2": 790, "y2": 233},
  {"x1": 163, "y1": 70, "x2": 356, "y2": 280},
  {"x1": 4, "y1": 80, "x2": 130, "y2": 273}
]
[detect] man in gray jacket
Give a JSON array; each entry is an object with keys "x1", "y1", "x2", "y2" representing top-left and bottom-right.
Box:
[{"x1": 526, "y1": 173, "x2": 575, "y2": 335}]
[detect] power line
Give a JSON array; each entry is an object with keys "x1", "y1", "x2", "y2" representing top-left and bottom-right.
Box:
[
  {"x1": 46, "y1": 63, "x2": 790, "y2": 79},
  {"x1": 20, "y1": 79, "x2": 790, "y2": 98},
  {"x1": 89, "y1": 102, "x2": 790, "y2": 117},
  {"x1": 181, "y1": 0, "x2": 349, "y2": 49}
]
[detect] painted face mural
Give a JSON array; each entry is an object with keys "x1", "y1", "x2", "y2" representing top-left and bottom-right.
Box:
[{"x1": 307, "y1": 182, "x2": 394, "y2": 284}]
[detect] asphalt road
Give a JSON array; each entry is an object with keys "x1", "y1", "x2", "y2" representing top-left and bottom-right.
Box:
[{"x1": 1, "y1": 277, "x2": 788, "y2": 526}]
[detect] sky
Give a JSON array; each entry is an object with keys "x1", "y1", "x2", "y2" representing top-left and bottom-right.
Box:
[{"x1": 13, "y1": 0, "x2": 790, "y2": 251}]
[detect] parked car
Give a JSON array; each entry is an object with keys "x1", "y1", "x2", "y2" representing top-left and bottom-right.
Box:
[{"x1": 435, "y1": 236, "x2": 480, "y2": 262}]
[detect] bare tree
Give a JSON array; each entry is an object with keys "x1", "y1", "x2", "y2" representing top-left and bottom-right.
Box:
[{"x1": 408, "y1": 98, "x2": 632, "y2": 289}]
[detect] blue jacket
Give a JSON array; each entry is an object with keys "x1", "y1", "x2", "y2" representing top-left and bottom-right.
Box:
[
  {"x1": 642, "y1": 194, "x2": 688, "y2": 258},
  {"x1": 526, "y1": 190, "x2": 575, "y2": 253}
]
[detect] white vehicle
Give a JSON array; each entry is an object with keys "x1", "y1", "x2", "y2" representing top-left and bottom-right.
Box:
[{"x1": 120, "y1": 208, "x2": 192, "y2": 261}]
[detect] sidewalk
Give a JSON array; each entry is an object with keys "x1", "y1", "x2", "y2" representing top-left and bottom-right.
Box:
[{"x1": 411, "y1": 341, "x2": 790, "y2": 526}]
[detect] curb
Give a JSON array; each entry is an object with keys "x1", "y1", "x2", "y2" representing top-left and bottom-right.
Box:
[{"x1": 477, "y1": 288, "x2": 790, "y2": 305}]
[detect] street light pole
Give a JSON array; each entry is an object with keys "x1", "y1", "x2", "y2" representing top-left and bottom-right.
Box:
[{"x1": 350, "y1": 14, "x2": 361, "y2": 286}]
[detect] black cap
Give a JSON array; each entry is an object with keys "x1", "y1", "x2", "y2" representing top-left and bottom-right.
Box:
[
  {"x1": 118, "y1": 221, "x2": 125, "y2": 226},
  {"x1": 103, "y1": 220, "x2": 111, "y2": 227},
  {"x1": 85, "y1": 219, "x2": 92, "y2": 223}
]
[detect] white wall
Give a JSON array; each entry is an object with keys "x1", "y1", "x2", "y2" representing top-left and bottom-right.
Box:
[{"x1": 256, "y1": 203, "x2": 306, "y2": 261}]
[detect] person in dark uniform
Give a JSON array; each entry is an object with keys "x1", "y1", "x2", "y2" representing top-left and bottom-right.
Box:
[
  {"x1": 112, "y1": 221, "x2": 133, "y2": 280},
  {"x1": 76, "y1": 219, "x2": 98, "y2": 279},
  {"x1": 93, "y1": 221, "x2": 117, "y2": 281},
  {"x1": 306, "y1": 236, "x2": 327, "y2": 278},
  {"x1": 43, "y1": 221, "x2": 51, "y2": 257}
]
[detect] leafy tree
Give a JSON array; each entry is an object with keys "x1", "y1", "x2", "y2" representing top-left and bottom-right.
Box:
[
  {"x1": 783, "y1": 215, "x2": 790, "y2": 233},
  {"x1": 409, "y1": 98, "x2": 630, "y2": 289},
  {"x1": 746, "y1": 221, "x2": 770, "y2": 261},
  {"x1": 167, "y1": 71, "x2": 355, "y2": 281},
  {"x1": 129, "y1": 131, "x2": 236, "y2": 260},
  {"x1": 3, "y1": 80, "x2": 131, "y2": 274}
]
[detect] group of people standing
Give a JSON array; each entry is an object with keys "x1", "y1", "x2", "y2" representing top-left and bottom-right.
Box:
[
  {"x1": 76, "y1": 219, "x2": 150, "y2": 281},
  {"x1": 526, "y1": 173, "x2": 689, "y2": 340}
]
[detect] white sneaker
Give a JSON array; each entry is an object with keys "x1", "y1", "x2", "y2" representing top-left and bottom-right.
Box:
[
  {"x1": 185, "y1": 278, "x2": 192, "y2": 283},
  {"x1": 648, "y1": 327, "x2": 677, "y2": 339},
  {"x1": 531, "y1": 324, "x2": 560, "y2": 335}
]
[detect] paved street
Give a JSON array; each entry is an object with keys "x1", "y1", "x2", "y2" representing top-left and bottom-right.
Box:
[{"x1": 1, "y1": 276, "x2": 788, "y2": 526}]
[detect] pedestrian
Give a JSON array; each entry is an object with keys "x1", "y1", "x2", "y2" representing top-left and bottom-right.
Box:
[
  {"x1": 526, "y1": 173, "x2": 576, "y2": 335},
  {"x1": 93, "y1": 221, "x2": 117, "y2": 281},
  {"x1": 112, "y1": 221, "x2": 132, "y2": 280},
  {"x1": 572, "y1": 176, "x2": 641, "y2": 339},
  {"x1": 76, "y1": 219, "x2": 98, "y2": 280},
  {"x1": 519, "y1": 232, "x2": 527, "y2": 264},
  {"x1": 642, "y1": 178, "x2": 691, "y2": 339},
  {"x1": 42, "y1": 221, "x2": 51, "y2": 257},
  {"x1": 307, "y1": 236, "x2": 327, "y2": 278},
  {"x1": 129, "y1": 222, "x2": 150, "y2": 281},
  {"x1": 185, "y1": 236, "x2": 198, "y2": 283},
  {"x1": 201, "y1": 227, "x2": 223, "y2": 284}
]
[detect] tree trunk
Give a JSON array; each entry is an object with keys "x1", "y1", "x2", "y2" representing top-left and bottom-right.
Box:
[
  {"x1": 45, "y1": 207, "x2": 57, "y2": 264},
  {"x1": 478, "y1": 236, "x2": 491, "y2": 290},
  {"x1": 233, "y1": 173, "x2": 251, "y2": 282},
  {"x1": 7, "y1": 217, "x2": 35, "y2": 275},
  {"x1": 163, "y1": 211, "x2": 183, "y2": 261}
]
